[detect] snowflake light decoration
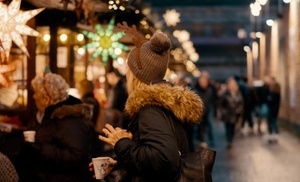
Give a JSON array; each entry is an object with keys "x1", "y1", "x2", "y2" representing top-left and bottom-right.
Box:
[
  {"x1": 163, "y1": 9, "x2": 180, "y2": 27},
  {"x1": 0, "y1": 42, "x2": 15, "y2": 87},
  {"x1": 0, "y1": 0, "x2": 44, "y2": 58},
  {"x1": 82, "y1": 18, "x2": 129, "y2": 65}
]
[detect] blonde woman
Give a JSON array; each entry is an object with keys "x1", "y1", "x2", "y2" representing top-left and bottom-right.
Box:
[{"x1": 94, "y1": 23, "x2": 204, "y2": 182}]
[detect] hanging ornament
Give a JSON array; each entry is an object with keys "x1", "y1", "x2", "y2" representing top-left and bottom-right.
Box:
[
  {"x1": 82, "y1": 17, "x2": 129, "y2": 66},
  {"x1": 0, "y1": 40, "x2": 15, "y2": 87},
  {"x1": 0, "y1": 0, "x2": 44, "y2": 58}
]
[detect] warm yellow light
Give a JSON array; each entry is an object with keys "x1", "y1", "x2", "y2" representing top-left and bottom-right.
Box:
[
  {"x1": 43, "y1": 34, "x2": 50, "y2": 42},
  {"x1": 252, "y1": 41, "x2": 259, "y2": 60},
  {"x1": 266, "y1": 19, "x2": 274, "y2": 26},
  {"x1": 177, "y1": 30, "x2": 190, "y2": 43},
  {"x1": 99, "y1": 76, "x2": 106, "y2": 83},
  {"x1": 77, "y1": 48, "x2": 85, "y2": 55},
  {"x1": 114, "y1": 48, "x2": 122, "y2": 55},
  {"x1": 145, "y1": 34, "x2": 151, "y2": 39},
  {"x1": 77, "y1": 34, "x2": 84, "y2": 42},
  {"x1": 256, "y1": 32, "x2": 263, "y2": 38},
  {"x1": 60, "y1": 34, "x2": 68, "y2": 42},
  {"x1": 190, "y1": 53, "x2": 199, "y2": 62},
  {"x1": 250, "y1": 2, "x2": 261, "y2": 16},
  {"x1": 163, "y1": 9, "x2": 180, "y2": 27},
  {"x1": 243, "y1": 46, "x2": 251, "y2": 52},
  {"x1": 117, "y1": 57, "x2": 124, "y2": 65}
]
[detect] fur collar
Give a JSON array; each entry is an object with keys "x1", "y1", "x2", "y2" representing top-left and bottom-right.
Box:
[
  {"x1": 125, "y1": 83, "x2": 204, "y2": 124},
  {"x1": 51, "y1": 103, "x2": 93, "y2": 121}
]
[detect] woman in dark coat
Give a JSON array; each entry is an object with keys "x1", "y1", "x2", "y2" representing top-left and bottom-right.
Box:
[
  {"x1": 220, "y1": 77, "x2": 244, "y2": 149},
  {"x1": 96, "y1": 23, "x2": 204, "y2": 182},
  {"x1": 16, "y1": 70, "x2": 93, "y2": 182}
]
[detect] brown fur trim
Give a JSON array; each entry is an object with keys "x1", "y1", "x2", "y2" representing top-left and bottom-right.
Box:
[
  {"x1": 51, "y1": 103, "x2": 93, "y2": 121},
  {"x1": 125, "y1": 84, "x2": 204, "y2": 124}
]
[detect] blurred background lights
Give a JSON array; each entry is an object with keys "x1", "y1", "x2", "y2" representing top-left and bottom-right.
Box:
[
  {"x1": 77, "y1": 34, "x2": 84, "y2": 42},
  {"x1": 163, "y1": 9, "x2": 180, "y2": 27},
  {"x1": 77, "y1": 48, "x2": 85, "y2": 55},
  {"x1": 114, "y1": 48, "x2": 122, "y2": 55},
  {"x1": 243, "y1": 46, "x2": 251, "y2": 52},
  {"x1": 266, "y1": 19, "x2": 274, "y2": 26},
  {"x1": 258, "y1": 0, "x2": 268, "y2": 5},
  {"x1": 117, "y1": 57, "x2": 124, "y2": 65},
  {"x1": 43, "y1": 34, "x2": 50, "y2": 42},
  {"x1": 60, "y1": 34, "x2": 68, "y2": 42}
]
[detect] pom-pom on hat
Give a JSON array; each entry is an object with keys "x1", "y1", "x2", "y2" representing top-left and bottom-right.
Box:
[{"x1": 117, "y1": 22, "x2": 171, "y2": 84}]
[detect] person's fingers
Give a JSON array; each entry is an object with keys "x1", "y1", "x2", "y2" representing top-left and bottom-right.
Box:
[
  {"x1": 115, "y1": 127, "x2": 122, "y2": 131},
  {"x1": 127, "y1": 132, "x2": 133, "y2": 139},
  {"x1": 102, "y1": 128, "x2": 112, "y2": 137},
  {"x1": 105, "y1": 124, "x2": 116, "y2": 133},
  {"x1": 99, "y1": 135, "x2": 110, "y2": 143},
  {"x1": 89, "y1": 162, "x2": 93, "y2": 167}
]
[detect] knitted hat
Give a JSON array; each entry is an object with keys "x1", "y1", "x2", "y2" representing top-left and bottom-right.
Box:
[{"x1": 117, "y1": 22, "x2": 171, "y2": 84}]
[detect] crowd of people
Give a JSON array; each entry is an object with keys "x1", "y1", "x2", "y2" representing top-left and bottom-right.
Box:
[
  {"x1": 0, "y1": 23, "x2": 281, "y2": 182},
  {"x1": 182, "y1": 73, "x2": 281, "y2": 150}
]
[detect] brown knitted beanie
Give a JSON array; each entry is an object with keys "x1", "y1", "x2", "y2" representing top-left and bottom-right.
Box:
[{"x1": 127, "y1": 32, "x2": 171, "y2": 84}]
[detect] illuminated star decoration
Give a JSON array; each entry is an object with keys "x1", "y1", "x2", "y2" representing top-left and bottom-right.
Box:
[
  {"x1": 163, "y1": 9, "x2": 180, "y2": 27},
  {"x1": 82, "y1": 18, "x2": 129, "y2": 65},
  {"x1": 0, "y1": 41, "x2": 15, "y2": 87},
  {"x1": 0, "y1": 0, "x2": 44, "y2": 58}
]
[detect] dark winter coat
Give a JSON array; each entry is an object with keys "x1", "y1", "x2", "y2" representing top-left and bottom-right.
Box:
[
  {"x1": 220, "y1": 91, "x2": 244, "y2": 124},
  {"x1": 194, "y1": 84, "x2": 216, "y2": 113},
  {"x1": 19, "y1": 96, "x2": 93, "y2": 182},
  {"x1": 81, "y1": 93, "x2": 100, "y2": 125},
  {"x1": 112, "y1": 83, "x2": 204, "y2": 182},
  {"x1": 267, "y1": 92, "x2": 280, "y2": 117}
]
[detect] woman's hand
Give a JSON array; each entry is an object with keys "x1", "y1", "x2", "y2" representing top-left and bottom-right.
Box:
[
  {"x1": 89, "y1": 157, "x2": 118, "y2": 178},
  {"x1": 99, "y1": 124, "x2": 133, "y2": 148}
]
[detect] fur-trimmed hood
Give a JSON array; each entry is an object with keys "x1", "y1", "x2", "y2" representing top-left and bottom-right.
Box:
[
  {"x1": 51, "y1": 103, "x2": 93, "y2": 121},
  {"x1": 125, "y1": 83, "x2": 204, "y2": 124}
]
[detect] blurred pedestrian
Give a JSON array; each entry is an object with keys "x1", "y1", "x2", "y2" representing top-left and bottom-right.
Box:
[
  {"x1": 77, "y1": 79, "x2": 100, "y2": 126},
  {"x1": 266, "y1": 77, "x2": 281, "y2": 143},
  {"x1": 77, "y1": 79, "x2": 105, "y2": 158},
  {"x1": 107, "y1": 69, "x2": 129, "y2": 129},
  {"x1": 95, "y1": 22, "x2": 204, "y2": 182},
  {"x1": 220, "y1": 77, "x2": 244, "y2": 149},
  {"x1": 234, "y1": 75, "x2": 255, "y2": 134},
  {"x1": 195, "y1": 74, "x2": 216, "y2": 148},
  {"x1": 16, "y1": 67, "x2": 93, "y2": 182},
  {"x1": 254, "y1": 77, "x2": 270, "y2": 134}
]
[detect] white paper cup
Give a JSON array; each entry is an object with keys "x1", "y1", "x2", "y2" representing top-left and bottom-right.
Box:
[
  {"x1": 92, "y1": 157, "x2": 110, "y2": 179},
  {"x1": 23, "y1": 131, "x2": 36, "y2": 142}
]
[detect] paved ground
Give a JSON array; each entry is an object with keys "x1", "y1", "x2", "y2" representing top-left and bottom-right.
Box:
[{"x1": 194, "y1": 119, "x2": 300, "y2": 182}]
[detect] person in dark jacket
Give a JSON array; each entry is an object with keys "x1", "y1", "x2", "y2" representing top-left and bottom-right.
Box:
[
  {"x1": 94, "y1": 22, "x2": 204, "y2": 182},
  {"x1": 266, "y1": 77, "x2": 281, "y2": 143},
  {"x1": 16, "y1": 68, "x2": 93, "y2": 182},
  {"x1": 77, "y1": 79, "x2": 100, "y2": 126},
  {"x1": 195, "y1": 74, "x2": 216, "y2": 148},
  {"x1": 220, "y1": 77, "x2": 244, "y2": 149},
  {"x1": 77, "y1": 78, "x2": 104, "y2": 158}
]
